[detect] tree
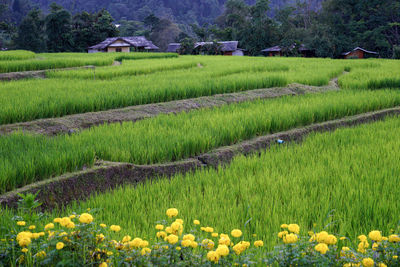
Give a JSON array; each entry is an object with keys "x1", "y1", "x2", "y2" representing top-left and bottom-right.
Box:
[
  {"x1": 15, "y1": 8, "x2": 46, "y2": 52},
  {"x1": 149, "y1": 18, "x2": 181, "y2": 51},
  {"x1": 45, "y1": 3, "x2": 74, "y2": 52}
]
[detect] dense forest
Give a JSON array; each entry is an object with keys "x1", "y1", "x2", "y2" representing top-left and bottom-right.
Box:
[
  {"x1": 0, "y1": 0, "x2": 399, "y2": 58},
  {"x1": 1, "y1": 0, "x2": 323, "y2": 25}
]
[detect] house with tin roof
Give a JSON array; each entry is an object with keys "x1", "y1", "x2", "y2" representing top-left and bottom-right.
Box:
[
  {"x1": 341, "y1": 47, "x2": 378, "y2": 59},
  {"x1": 88, "y1": 36, "x2": 159, "y2": 53},
  {"x1": 167, "y1": 41, "x2": 244, "y2": 56}
]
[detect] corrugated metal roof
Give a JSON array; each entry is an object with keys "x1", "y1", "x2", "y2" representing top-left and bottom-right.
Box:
[
  {"x1": 167, "y1": 43, "x2": 182, "y2": 53},
  {"x1": 89, "y1": 36, "x2": 159, "y2": 50},
  {"x1": 342, "y1": 47, "x2": 378, "y2": 56},
  {"x1": 261, "y1": 46, "x2": 282, "y2": 52}
]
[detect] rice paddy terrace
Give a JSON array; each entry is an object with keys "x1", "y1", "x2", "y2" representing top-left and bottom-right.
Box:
[{"x1": 1, "y1": 50, "x2": 400, "y2": 265}]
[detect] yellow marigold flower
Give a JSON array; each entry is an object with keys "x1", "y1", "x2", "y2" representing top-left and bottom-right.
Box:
[
  {"x1": 166, "y1": 234, "x2": 179, "y2": 245},
  {"x1": 122, "y1": 235, "x2": 131, "y2": 243},
  {"x1": 96, "y1": 234, "x2": 105, "y2": 242},
  {"x1": 157, "y1": 231, "x2": 167, "y2": 239},
  {"x1": 100, "y1": 223, "x2": 107, "y2": 228},
  {"x1": 357, "y1": 241, "x2": 369, "y2": 253},
  {"x1": 31, "y1": 233, "x2": 40, "y2": 239},
  {"x1": 190, "y1": 241, "x2": 198, "y2": 248},
  {"x1": 66, "y1": 221, "x2": 75, "y2": 229},
  {"x1": 79, "y1": 213, "x2": 93, "y2": 224},
  {"x1": 175, "y1": 219, "x2": 184, "y2": 224},
  {"x1": 141, "y1": 248, "x2": 151, "y2": 256},
  {"x1": 315, "y1": 243, "x2": 329, "y2": 254},
  {"x1": 165, "y1": 226, "x2": 173, "y2": 234},
  {"x1": 69, "y1": 215, "x2": 76, "y2": 219},
  {"x1": 171, "y1": 221, "x2": 183, "y2": 232},
  {"x1": 110, "y1": 225, "x2": 121, "y2": 232},
  {"x1": 18, "y1": 238, "x2": 31, "y2": 247},
  {"x1": 202, "y1": 239, "x2": 215, "y2": 250},
  {"x1": 166, "y1": 208, "x2": 179, "y2": 218},
  {"x1": 233, "y1": 243, "x2": 245, "y2": 255},
  {"x1": 239, "y1": 241, "x2": 250, "y2": 249},
  {"x1": 21, "y1": 248, "x2": 28, "y2": 253},
  {"x1": 231, "y1": 229, "x2": 243, "y2": 238},
  {"x1": 155, "y1": 224, "x2": 164, "y2": 230},
  {"x1": 340, "y1": 246, "x2": 350, "y2": 256},
  {"x1": 53, "y1": 218, "x2": 61, "y2": 223},
  {"x1": 389, "y1": 234, "x2": 400, "y2": 243},
  {"x1": 358, "y1": 235, "x2": 367, "y2": 242},
  {"x1": 283, "y1": 233, "x2": 298, "y2": 244},
  {"x1": 288, "y1": 224, "x2": 300, "y2": 234},
  {"x1": 56, "y1": 242, "x2": 64, "y2": 250},
  {"x1": 216, "y1": 245, "x2": 229, "y2": 257},
  {"x1": 60, "y1": 217, "x2": 72, "y2": 228},
  {"x1": 183, "y1": 234, "x2": 195, "y2": 241},
  {"x1": 382, "y1": 236, "x2": 388, "y2": 241},
  {"x1": 368, "y1": 230, "x2": 382, "y2": 242},
  {"x1": 308, "y1": 231, "x2": 315, "y2": 236},
  {"x1": 176, "y1": 246, "x2": 181, "y2": 251},
  {"x1": 200, "y1": 227, "x2": 206, "y2": 231},
  {"x1": 44, "y1": 223, "x2": 54, "y2": 230},
  {"x1": 207, "y1": 251, "x2": 220, "y2": 263},
  {"x1": 181, "y1": 239, "x2": 192, "y2": 247},
  {"x1": 254, "y1": 240, "x2": 264, "y2": 247},
  {"x1": 377, "y1": 263, "x2": 387, "y2": 267},
  {"x1": 38, "y1": 232, "x2": 45, "y2": 237},
  {"x1": 316, "y1": 231, "x2": 329, "y2": 243},
  {"x1": 99, "y1": 262, "x2": 107, "y2": 267},
  {"x1": 212, "y1": 233, "x2": 219, "y2": 237},
  {"x1": 372, "y1": 242, "x2": 379, "y2": 251},
  {"x1": 325, "y1": 235, "x2": 337, "y2": 245},
  {"x1": 129, "y1": 238, "x2": 143, "y2": 248},
  {"x1": 280, "y1": 224, "x2": 288, "y2": 229},
  {"x1": 205, "y1": 227, "x2": 214, "y2": 233},
  {"x1": 278, "y1": 231, "x2": 288, "y2": 239},
  {"x1": 193, "y1": 220, "x2": 200, "y2": 225},
  {"x1": 140, "y1": 240, "x2": 149, "y2": 248},
  {"x1": 28, "y1": 225, "x2": 35, "y2": 230},
  {"x1": 35, "y1": 251, "x2": 46, "y2": 258},
  {"x1": 362, "y1": 258, "x2": 374, "y2": 267},
  {"x1": 340, "y1": 237, "x2": 347, "y2": 241},
  {"x1": 17, "y1": 221, "x2": 26, "y2": 226}
]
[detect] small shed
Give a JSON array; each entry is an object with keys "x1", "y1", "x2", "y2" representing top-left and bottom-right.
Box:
[
  {"x1": 88, "y1": 36, "x2": 159, "y2": 53},
  {"x1": 261, "y1": 46, "x2": 283, "y2": 57},
  {"x1": 341, "y1": 47, "x2": 378, "y2": 59}
]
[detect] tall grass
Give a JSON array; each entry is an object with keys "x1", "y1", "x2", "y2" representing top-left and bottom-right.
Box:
[
  {"x1": 22, "y1": 115, "x2": 400, "y2": 249},
  {"x1": 0, "y1": 50, "x2": 36, "y2": 61},
  {"x1": 1, "y1": 89, "x2": 400, "y2": 192}
]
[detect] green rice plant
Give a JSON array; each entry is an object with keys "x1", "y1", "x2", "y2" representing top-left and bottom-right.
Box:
[
  {"x1": 1, "y1": 89, "x2": 400, "y2": 192},
  {"x1": 114, "y1": 52, "x2": 178, "y2": 61},
  {"x1": 52, "y1": 115, "x2": 400, "y2": 249},
  {"x1": 46, "y1": 57, "x2": 199, "y2": 79},
  {"x1": 0, "y1": 50, "x2": 36, "y2": 61},
  {"x1": 339, "y1": 60, "x2": 400, "y2": 89}
]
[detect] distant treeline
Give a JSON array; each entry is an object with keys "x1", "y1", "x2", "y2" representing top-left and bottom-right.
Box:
[{"x1": 0, "y1": 0, "x2": 399, "y2": 58}]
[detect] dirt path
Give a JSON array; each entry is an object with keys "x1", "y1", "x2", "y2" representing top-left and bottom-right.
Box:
[
  {"x1": 1, "y1": 106, "x2": 399, "y2": 210},
  {"x1": 0, "y1": 80, "x2": 339, "y2": 136}
]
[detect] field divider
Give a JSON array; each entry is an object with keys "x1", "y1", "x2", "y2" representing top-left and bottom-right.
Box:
[
  {"x1": 0, "y1": 65, "x2": 96, "y2": 81},
  {"x1": 0, "y1": 81, "x2": 340, "y2": 136},
  {"x1": 1, "y1": 106, "x2": 399, "y2": 210}
]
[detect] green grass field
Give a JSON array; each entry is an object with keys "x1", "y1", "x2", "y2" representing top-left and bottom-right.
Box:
[{"x1": 0, "y1": 53, "x2": 399, "y2": 265}]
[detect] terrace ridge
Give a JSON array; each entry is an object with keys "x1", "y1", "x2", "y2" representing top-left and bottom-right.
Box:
[
  {"x1": 0, "y1": 79, "x2": 340, "y2": 136},
  {"x1": 1, "y1": 106, "x2": 399, "y2": 210}
]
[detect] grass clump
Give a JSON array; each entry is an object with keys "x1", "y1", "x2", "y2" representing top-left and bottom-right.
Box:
[{"x1": 0, "y1": 50, "x2": 36, "y2": 61}]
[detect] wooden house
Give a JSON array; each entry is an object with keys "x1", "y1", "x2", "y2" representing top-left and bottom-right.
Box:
[
  {"x1": 261, "y1": 46, "x2": 283, "y2": 57},
  {"x1": 88, "y1": 37, "x2": 159, "y2": 53},
  {"x1": 262, "y1": 44, "x2": 314, "y2": 57},
  {"x1": 341, "y1": 47, "x2": 378, "y2": 59},
  {"x1": 167, "y1": 41, "x2": 244, "y2": 56}
]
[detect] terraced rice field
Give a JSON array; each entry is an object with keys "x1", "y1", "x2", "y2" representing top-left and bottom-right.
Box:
[{"x1": 1, "y1": 52, "x2": 400, "y2": 265}]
